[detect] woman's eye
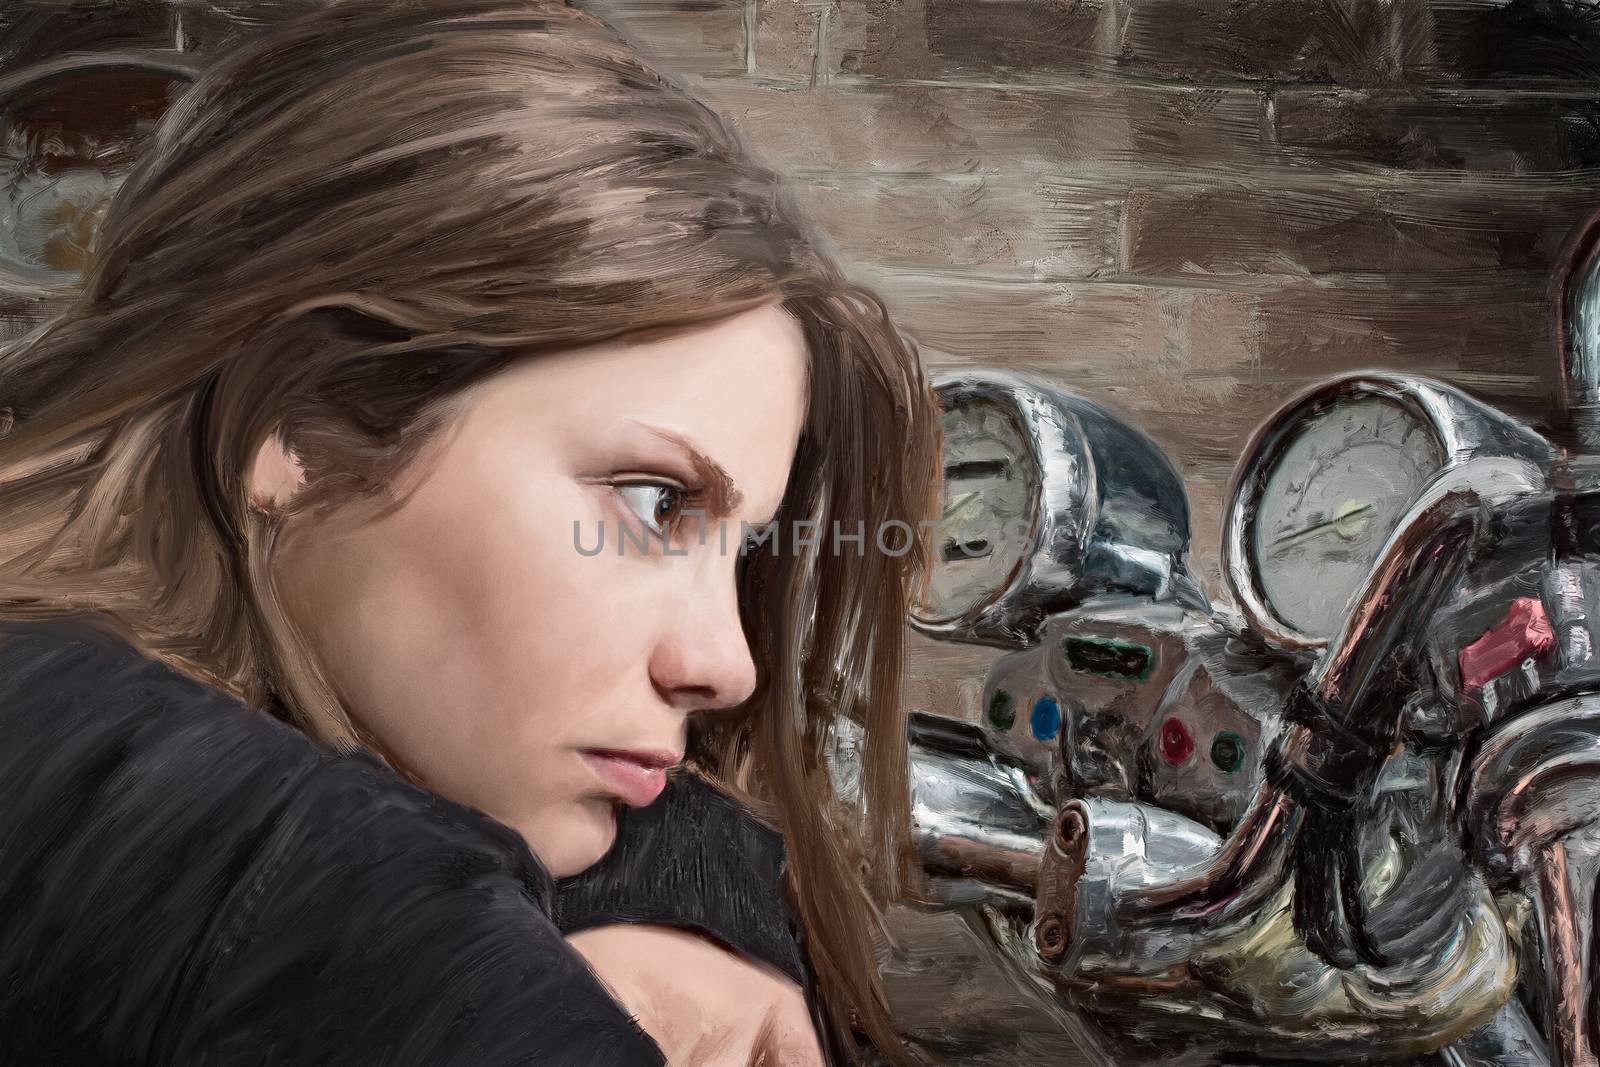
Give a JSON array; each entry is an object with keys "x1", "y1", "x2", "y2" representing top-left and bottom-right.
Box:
[{"x1": 616, "y1": 482, "x2": 687, "y2": 539}]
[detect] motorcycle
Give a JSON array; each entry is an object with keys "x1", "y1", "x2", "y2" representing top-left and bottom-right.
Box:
[
  {"x1": 868, "y1": 219, "x2": 1600, "y2": 1067},
  {"x1": 3, "y1": 19, "x2": 1596, "y2": 1063}
]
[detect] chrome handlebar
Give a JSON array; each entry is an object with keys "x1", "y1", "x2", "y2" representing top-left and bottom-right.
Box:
[{"x1": 898, "y1": 457, "x2": 1600, "y2": 1064}]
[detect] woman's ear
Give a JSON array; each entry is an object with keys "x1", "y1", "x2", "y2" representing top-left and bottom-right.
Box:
[{"x1": 247, "y1": 428, "x2": 307, "y2": 516}]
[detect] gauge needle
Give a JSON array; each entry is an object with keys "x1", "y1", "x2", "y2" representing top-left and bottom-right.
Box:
[
  {"x1": 943, "y1": 491, "x2": 984, "y2": 523},
  {"x1": 1272, "y1": 500, "x2": 1375, "y2": 548}
]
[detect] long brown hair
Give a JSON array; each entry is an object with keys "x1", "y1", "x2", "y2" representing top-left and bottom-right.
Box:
[{"x1": 0, "y1": 1, "x2": 940, "y2": 1060}]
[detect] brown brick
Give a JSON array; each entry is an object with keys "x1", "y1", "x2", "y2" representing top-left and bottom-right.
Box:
[
  {"x1": 1108, "y1": 0, "x2": 1438, "y2": 86},
  {"x1": 1432, "y1": 0, "x2": 1600, "y2": 91},
  {"x1": 758, "y1": 0, "x2": 989, "y2": 84},
  {"x1": 912, "y1": 0, "x2": 1440, "y2": 87},
  {"x1": 819, "y1": 0, "x2": 1447, "y2": 88},
  {"x1": 752, "y1": 0, "x2": 831, "y2": 81},
  {"x1": 697, "y1": 76, "x2": 1269, "y2": 174},
  {"x1": 792, "y1": 170, "x2": 1121, "y2": 277},
  {"x1": 1255, "y1": 280, "x2": 1562, "y2": 431},
  {"x1": 748, "y1": 0, "x2": 928, "y2": 84},
  {"x1": 901, "y1": 0, "x2": 1108, "y2": 81},
  {"x1": 1125, "y1": 173, "x2": 1600, "y2": 278},
  {"x1": 832, "y1": 0, "x2": 939, "y2": 81},
  {"x1": 1272, "y1": 88, "x2": 1600, "y2": 172},
  {"x1": 581, "y1": 0, "x2": 750, "y2": 77},
  {"x1": 1181, "y1": 458, "x2": 1238, "y2": 589},
  {"x1": 2, "y1": 2, "x2": 181, "y2": 67},
  {"x1": 867, "y1": 270, "x2": 1259, "y2": 424}
]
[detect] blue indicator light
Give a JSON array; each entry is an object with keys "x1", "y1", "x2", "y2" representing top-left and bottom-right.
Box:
[{"x1": 1030, "y1": 695, "x2": 1062, "y2": 742}]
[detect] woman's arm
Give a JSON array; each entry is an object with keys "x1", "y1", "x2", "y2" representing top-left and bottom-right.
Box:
[
  {"x1": 0, "y1": 618, "x2": 666, "y2": 1066},
  {"x1": 553, "y1": 771, "x2": 808, "y2": 985},
  {"x1": 555, "y1": 772, "x2": 828, "y2": 1064},
  {"x1": 567, "y1": 923, "x2": 824, "y2": 1066}
]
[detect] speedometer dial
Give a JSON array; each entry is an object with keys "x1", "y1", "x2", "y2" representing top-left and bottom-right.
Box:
[
  {"x1": 919, "y1": 396, "x2": 1039, "y2": 624},
  {"x1": 1252, "y1": 396, "x2": 1445, "y2": 640},
  {"x1": 1225, "y1": 374, "x2": 1553, "y2": 651}
]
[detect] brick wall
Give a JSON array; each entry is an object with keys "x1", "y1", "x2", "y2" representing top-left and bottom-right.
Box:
[
  {"x1": 4, "y1": 3, "x2": 1596, "y2": 1059},
  {"x1": 583, "y1": 0, "x2": 1600, "y2": 729},
  {"x1": 582, "y1": 3, "x2": 1600, "y2": 1059}
]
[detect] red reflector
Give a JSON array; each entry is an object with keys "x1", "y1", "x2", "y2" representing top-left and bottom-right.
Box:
[{"x1": 1459, "y1": 597, "x2": 1555, "y2": 693}]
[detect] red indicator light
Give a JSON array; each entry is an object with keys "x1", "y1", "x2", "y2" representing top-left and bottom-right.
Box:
[
  {"x1": 1159, "y1": 717, "x2": 1194, "y2": 766},
  {"x1": 1459, "y1": 597, "x2": 1555, "y2": 693}
]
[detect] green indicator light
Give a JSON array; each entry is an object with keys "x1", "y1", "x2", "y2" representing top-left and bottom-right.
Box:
[
  {"x1": 1063, "y1": 636, "x2": 1153, "y2": 682},
  {"x1": 1210, "y1": 730, "x2": 1245, "y2": 775},
  {"x1": 987, "y1": 688, "x2": 1016, "y2": 731}
]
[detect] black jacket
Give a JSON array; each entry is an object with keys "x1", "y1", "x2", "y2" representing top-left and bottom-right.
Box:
[{"x1": 0, "y1": 616, "x2": 808, "y2": 1065}]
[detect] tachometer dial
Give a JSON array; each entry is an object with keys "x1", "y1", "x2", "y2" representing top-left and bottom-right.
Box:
[
  {"x1": 1253, "y1": 396, "x2": 1445, "y2": 640},
  {"x1": 912, "y1": 369, "x2": 1200, "y2": 646}
]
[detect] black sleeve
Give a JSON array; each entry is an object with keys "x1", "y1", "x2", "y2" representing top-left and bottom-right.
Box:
[
  {"x1": 0, "y1": 617, "x2": 666, "y2": 1067},
  {"x1": 552, "y1": 771, "x2": 809, "y2": 988}
]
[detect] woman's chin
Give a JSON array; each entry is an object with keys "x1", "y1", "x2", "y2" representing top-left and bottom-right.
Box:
[{"x1": 535, "y1": 797, "x2": 620, "y2": 879}]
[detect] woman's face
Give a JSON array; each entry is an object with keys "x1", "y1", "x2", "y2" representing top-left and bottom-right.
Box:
[{"x1": 264, "y1": 304, "x2": 809, "y2": 877}]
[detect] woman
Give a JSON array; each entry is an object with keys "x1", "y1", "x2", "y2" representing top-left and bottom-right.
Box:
[{"x1": 0, "y1": 0, "x2": 940, "y2": 1063}]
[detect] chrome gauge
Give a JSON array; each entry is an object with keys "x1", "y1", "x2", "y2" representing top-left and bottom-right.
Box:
[
  {"x1": 0, "y1": 56, "x2": 196, "y2": 294},
  {"x1": 922, "y1": 396, "x2": 1039, "y2": 623},
  {"x1": 912, "y1": 369, "x2": 1200, "y2": 646},
  {"x1": 1225, "y1": 375, "x2": 1555, "y2": 649},
  {"x1": 1254, "y1": 395, "x2": 1445, "y2": 640}
]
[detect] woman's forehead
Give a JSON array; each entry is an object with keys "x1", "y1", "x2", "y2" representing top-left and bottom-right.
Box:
[{"x1": 458, "y1": 305, "x2": 807, "y2": 519}]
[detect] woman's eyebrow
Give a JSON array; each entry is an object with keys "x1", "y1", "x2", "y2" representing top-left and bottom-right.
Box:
[{"x1": 629, "y1": 421, "x2": 745, "y2": 518}]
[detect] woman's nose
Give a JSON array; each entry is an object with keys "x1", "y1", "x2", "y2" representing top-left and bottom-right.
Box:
[{"x1": 647, "y1": 591, "x2": 757, "y2": 715}]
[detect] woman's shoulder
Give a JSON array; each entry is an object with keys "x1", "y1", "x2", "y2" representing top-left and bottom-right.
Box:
[
  {"x1": 0, "y1": 616, "x2": 665, "y2": 1066},
  {"x1": 0, "y1": 613, "x2": 544, "y2": 896}
]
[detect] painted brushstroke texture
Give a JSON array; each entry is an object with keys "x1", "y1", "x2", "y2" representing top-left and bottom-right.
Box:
[
  {"x1": 575, "y1": 1, "x2": 1600, "y2": 1061},
  {"x1": 4, "y1": 1, "x2": 1598, "y2": 1063}
]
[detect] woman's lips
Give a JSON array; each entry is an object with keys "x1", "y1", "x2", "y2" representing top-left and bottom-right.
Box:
[{"x1": 580, "y1": 748, "x2": 677, "y2": 807}]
